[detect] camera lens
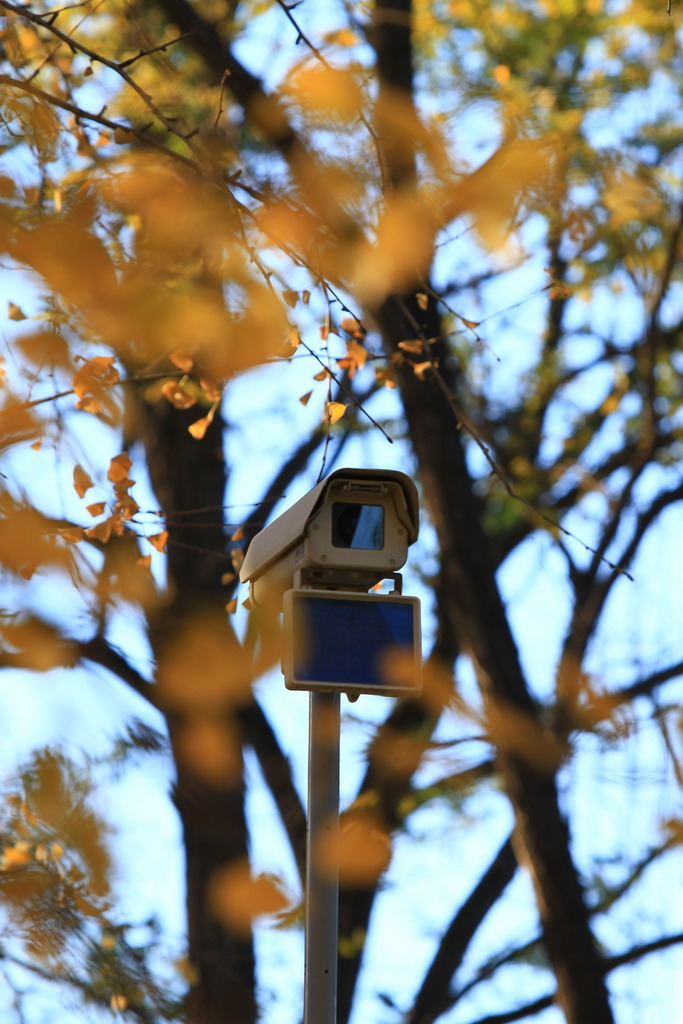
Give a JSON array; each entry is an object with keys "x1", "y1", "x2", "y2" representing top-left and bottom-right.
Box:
[{"x1": 332, "y1": 503, "x2": 384, "y2": 549}]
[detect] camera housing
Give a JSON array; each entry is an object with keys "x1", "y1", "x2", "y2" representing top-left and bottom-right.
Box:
[{"x1": 239, "y1": 468, "x2": 419, "y2": 610}]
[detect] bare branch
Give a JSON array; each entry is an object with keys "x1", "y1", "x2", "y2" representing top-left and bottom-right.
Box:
[
  {"x1": 0, "y1": 0, "x2": 201, "y2": 157},
  {"x1": 612, "y1": 659, "x2": 683, "y2": 705},
  {"x1": 79, "y1": 634, "x2": 158, "y2": 706},
  {"x1": 406, "y1": 835, "x2": 516, "y2": 1024},
  {"x1": 461, "y1": 931, "x2": 683, "y2": 1024},
  {"x1": 118, "y1": 31, "x2": 194, "y2": 69}
]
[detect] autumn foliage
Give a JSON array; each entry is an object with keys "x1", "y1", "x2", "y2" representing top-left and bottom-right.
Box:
[{"x1": 1, "y1": 0, "x2": 682, "y2": 1022}]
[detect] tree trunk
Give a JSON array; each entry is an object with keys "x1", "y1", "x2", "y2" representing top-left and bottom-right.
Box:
[
  {"x1": 137, "y1": 395, "x2": 257, "y2": 1024},
  {"x1": 382, "y1": 290, "x2": 614, "y2": 1024}
]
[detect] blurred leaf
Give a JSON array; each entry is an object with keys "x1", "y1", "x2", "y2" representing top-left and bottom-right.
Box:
[
  {"x1": 147, "y1": 530, "x2": 168, "y2": 553},
  {"x1": 85, "y1": 502, "x2": 107, "y2": 517},
  {"x1": 209, "y1": 859, "x2": 289, "y2": 937},
  {"x1": 188, "y1": 415, "x2": 211, "y2": 439},
  {"x1": 107, "y1": 453, "x2": 132, "y2": 484},
  {"x1": 314, "y1": 810, "x2": 391, "y2": 888},
  {"x1": 284, "y1": 63, "x2": 363, "y2": 120},
  {"x1": 327, "y1": 401, "x2": 348, "y2": 423},
  {"x1": 160, "y1": 380, "x2": 197, "y2": 410},
  {"x1": 7, "y1": 302, "x2": 27, "y2": 321}
]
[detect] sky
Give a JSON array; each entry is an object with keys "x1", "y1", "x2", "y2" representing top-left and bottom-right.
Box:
[{"x1": 1, "y1": 0, "x2": 683, "y2": 1022}]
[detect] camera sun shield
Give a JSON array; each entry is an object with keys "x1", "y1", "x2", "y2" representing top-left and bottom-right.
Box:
[{"x1": 239, "y1": 468, "x2": 419, "y2": 611}]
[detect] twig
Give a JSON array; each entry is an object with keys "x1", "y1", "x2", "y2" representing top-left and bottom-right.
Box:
[
  {"x1": 272, "y1": 0, "x2": 387, "y2": 191},
  {"x1": 393, "y1": 294, "x2": 634, "y2": 580},
  {"x1": 27, "y1": 0, "x2": 106, "y2": 82},
  {"x1": 213, "y1": 68, "x2": 231, "y2": 130},
  {"x1": 430, "y1": 366, "x2": 634, "y2": 579},
  {"x1": 21, "y1": 368, "x2": 186, "y2": 410},
  {"x1": 0, "y1": 0, "x2": 200, "y2": 159},
  {"x1": 118, "y1": 31, "x2": 194, "y2": 69}
]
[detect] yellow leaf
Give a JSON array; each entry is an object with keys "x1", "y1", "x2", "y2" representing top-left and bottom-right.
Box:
[
  {"x1": 416, "y1": 292, "x2": 428, "y2": 310},
  {"x1": 493, "y1": 64, "x2": 511, "y2": 85},
  {"x1": 168, "y1": 350, "x2": 194, "y2": 372},
  {"x1": 75, "y1": 396, "x2": 103, "y2": 415},
  {"x1": 175, "y1": 958, "x2": 199, "y2": 985},
  {"x1": 17, "y1": 329, "x2": 71, "y2": 369},
  {"x1": 8, "y1": 302, "x2": 27, "y2": 321},
  {"x1": 188, "y1": 416, "x2": 210, "y2": 439},
  {"x1": 85, "y1": 518, "x2": 113, "y2": 544},
  {"x1": 338, "y1": 339, "x2": 368, "y2": 379},
  {"x1": 59, "y1": 526, "x2": 85, "y2": 544},
  {"x1": 3, "y1": 616, "x2": 64, "y2": 671},
  {"x1": 31, "y1": 440, "x2": 42, "y2": 451},
  {"x1": 147, "y1": 530, "x2": 168, "y2": 553},
  {"x1": 375, "y1": 367, "x2": 396, "y2": 389},
  {"x1": 353, "y1": 193, "x2": 436, "y2": 302},
  {"x1": 324, "y1": 28, "x2": 359, "y2": 47},
  {"x1": 327, "y1": 401, "x2": 348, "y2": 424},
  {"x1": 160, "y1": 379, "x2": 197, "y2": 410},
  {"x1": 1, "y1": 841, "x2": 32, "y2": 869},
  {"x1": 282, "y1": 290, "x2": 298, "y2": 308},
  {"x1": 86, "y1": 502, "x2": 106, "y2": 517},
  {"x1": 299, "y1": 390, "x2": 313, "y2": 406},
  {"x1": 221, "y1": 572, "x2": 236, "y2": 585},
  {"x1": 231, "y1": 526, "x2": 244, "y2": 542},
  {"x1": 314, "y1": 810, "x2": 391, "y2": 887},
  {"x1": 200, "y1": 378, "x2": 222, "y2": 403},
  {"x1": 603, "y1": 169, "x2": 661, "y2": 229},
  {"x1": 73, "y1": 463, "x2": 94, "y2": 498},
  {"x1": 225, "y1": 598, "x2": 237, "y2": 614},
  {"x1": 107, "y1": 453, "x2": 132, "y2": 483},
  {"x1": 277, "y1": 328, "x2": 301, "y2": 358},
  {"x1": 209, "y1": 859, "x2": 289, "y2": 937},
  {"x1": 113, "y1": 127, "x2": 134, "y2": 145},
  {"x1": 72, "y1": 357, "x2": 119, "y2": 400},
  {"x1": 0, "y1": 399, "x2": 39, "y2": 450},
  {"x1": 284, "y1": 64, "x2": 362, "y2": 120},
  {"x1": 461, "y1": 318, "x2": 480, "y2": 330},
  {"x1": 398, "y1": 340, "x2": 425, "y2": 354},
  {"x1": 340, "y1": 317, "x2": 364, "y2": 337},
  {"x1": 443, "y1": 138, "x2": 554, "y2": 248},
  {"x1": 313, "y1": 368, "x2": 331, "y2": 381}
]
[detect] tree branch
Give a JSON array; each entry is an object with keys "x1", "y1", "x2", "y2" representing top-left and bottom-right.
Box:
[
  {"x1": 612, "y1": 659, "x2": 683, "y2": 705},
  {"x1": 461, "y1": 931, "x2": 683, "y2": 1024},
  {"x1": 239, "y1": 699, "x2": 306, "y2": 883},
  {"x1": 406, "y1": 835, "x2": 517, "y2": 1024},
  {"x1": 79, "y1": 634, "x2": 158, "y2": 707}
]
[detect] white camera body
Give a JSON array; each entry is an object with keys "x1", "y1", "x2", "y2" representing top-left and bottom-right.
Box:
[{"x1": 239, "y1": 468, "x2": 419, "y2": 610}]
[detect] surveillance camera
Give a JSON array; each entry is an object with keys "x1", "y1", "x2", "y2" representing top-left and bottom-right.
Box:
[{"x1": 239, "y1": 468, "x2": 419, "y2": 610}]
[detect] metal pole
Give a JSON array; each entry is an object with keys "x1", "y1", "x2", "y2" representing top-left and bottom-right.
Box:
[{"x1": 303, "y1": 690, "x2": 340, "y2": 1024}]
